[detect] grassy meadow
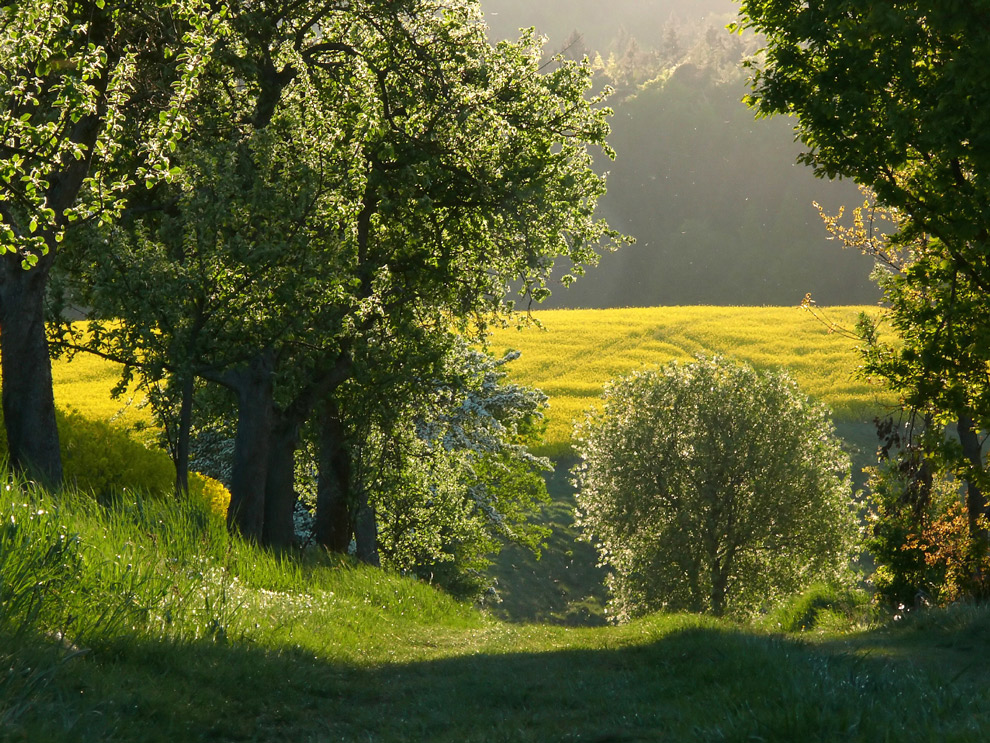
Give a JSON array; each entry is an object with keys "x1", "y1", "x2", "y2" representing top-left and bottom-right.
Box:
[
  {"x1": 6, "y1": 306, "x2": 990, "y2": 740},
  {"x1": 487, "y1": 305, "x2": 892, "y2": 456},
  {"x1": 4, "y1": 473, "x2": 990, "y2": 742}
]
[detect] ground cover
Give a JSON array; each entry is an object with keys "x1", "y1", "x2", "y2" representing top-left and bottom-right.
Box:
[
  {"x1": 487, "y1": 305, "x2": 891, "y2": 456},
  {"x1": 1, "y1": 472, "x2": 988, "y2": 742}
]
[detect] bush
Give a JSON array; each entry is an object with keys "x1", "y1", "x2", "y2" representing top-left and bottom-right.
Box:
[
  {"x1": 188, "y1": 471, "x2": 231, "y2": 518},
  {"x1": 573, "y1": 355, "x2": 858, "y2": 620},
  {"x1": 57, "y1": 409, "x2": 174, "y2": 499},
  {"x1": 0, "y1": 406, "x2": 174, "y2": 499},
  {"x1": 865, "y1": 457, "x2": 990, "y2": 609}
]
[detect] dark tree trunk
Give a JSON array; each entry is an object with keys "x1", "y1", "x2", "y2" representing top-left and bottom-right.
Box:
[
  {"x1": 262, "y1": 415, "x2": 300, "y2": 550},
  {"x1": 710, "y1": 563, "x2": 728, "y2": 618},
  {"x1": 0, "y1": 11, "x2": 110, "y2": 490},
  {"x1": 225, "y1": 351, "x2": 276, "y2": 541},
  {"x1": 0, "y1": 252, "x2": 62, "y2": 489},
  {"x1": 315, "y1": 402, "x2": 355, "y2": 552},
  {"x1": 354, "y1": 488, "x2": 380, "y2": 567},
  {"x1": 708, "y1": 543, "x2": 734, "y2": 618},
  {"x1": 957, "y1": 413, "x2": 988, "y2": 550},
  {"x1": 173, "y1": 373, "x2": 194, "y2": 497}
]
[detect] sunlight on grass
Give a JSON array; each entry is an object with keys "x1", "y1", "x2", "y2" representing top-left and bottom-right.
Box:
[{"x1": 4, "y1": 468, "x2": 990, "y2": 741}]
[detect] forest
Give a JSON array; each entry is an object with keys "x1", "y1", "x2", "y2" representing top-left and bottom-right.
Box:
[
  {"x1": 483, "y1": 0, "x2": 879, "y2": 307},
  {"x1": 3, "y1": 1, "x2": 990, "y2": 740}
]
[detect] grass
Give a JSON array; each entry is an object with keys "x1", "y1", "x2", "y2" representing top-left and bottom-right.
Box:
[
  {"x1": 487, "y1": 306, "x2": 892, "y2": 456},
  {"x1": 12, "y1": 307, "x2": 986, "y2": 739},
  {"x1": 3, "y1": 472, "x2": 990, "y2": 741}
]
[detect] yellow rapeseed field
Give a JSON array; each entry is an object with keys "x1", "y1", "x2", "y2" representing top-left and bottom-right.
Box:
[
  {"x1": 487, "y1": 306, "x2": 894, "y2": 456},
  {"x1": 50, "y1": 351, "x2": 151, "y2": 431},
  {"x1": 41, "y1": 307, "x2": 892, "y2": 458}
]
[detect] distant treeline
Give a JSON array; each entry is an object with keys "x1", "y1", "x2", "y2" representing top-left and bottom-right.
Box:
[{"x1": 482, "y1": 0, "x2": 880, "y2": 307}]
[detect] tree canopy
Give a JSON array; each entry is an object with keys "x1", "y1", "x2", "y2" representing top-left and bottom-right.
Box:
[
  {"x1": 738, "y1": 1, "x2": 990, "y2": 592},
  {"x1": 42, "y1": 0, "x2": 622, "y2": 562},
  {"x1": 0, "y1": 0, "x2": 217, "y2": 486},
  {"x1": 573, "y1": 356, "x2": 856, "y2": 619},
  {"x1": 738, "y1": 1, "x2": 990, "y2": 290}
]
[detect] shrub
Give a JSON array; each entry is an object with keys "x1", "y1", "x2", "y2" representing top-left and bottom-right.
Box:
[
  {"x1": 574, "y1": 355, "x2": 858, "y2": 620},
  {"x1": 188, "y1": 471, "x2": 231, "y2": 518},
  {"x1": 0, "y1": 407, "x2": 174, "y2": 499},
  {"x1": 57, "y1": 409, "x2": 174, "y2": 499},
  {"x1": 865, "y1": 457, "x2": 990, "y2": 608}
]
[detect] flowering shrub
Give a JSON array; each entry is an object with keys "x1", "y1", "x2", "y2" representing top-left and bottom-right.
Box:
[
  {"x1": 188, "y1": 471, "x2": 231, "y2": 517},
  {"x1": 574, "y1": 355, "x2": 857, "y2": 620},
  {"x1": 56, "y1": 409, "x2": 174, "y2": 499}
]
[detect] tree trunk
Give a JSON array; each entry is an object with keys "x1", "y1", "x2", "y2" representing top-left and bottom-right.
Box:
[
  {"x1": 354, "y1": 488, "x2": 381, "y2": 567},
  {"x1": 710, "y1": 562, "x2": 728, "y2": 618},
  {"x1": 0, "y1": 252, "x2": 62, "y2": 489},
  {"x1": 225, "y1": 351, "x2": 275, "y2": 541},
  {"x1": 957, "y1": 413, "x2": 989, "y2": 559},
  {"x1": 173, "y1": 373, "x2": 194, "y2": 497},
  {"x1": 315, "y1": 402, "x2": 354, "y2": 552},
  {"x1": 262, "y1": 414, "x2": 300, "y2": 550},
  {"x1": 709, "y1": 545, "x2": 734, "y2": 617}
]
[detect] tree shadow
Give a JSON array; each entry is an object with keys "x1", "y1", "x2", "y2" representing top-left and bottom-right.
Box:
[{"x1": 13, "y1": 619, "x2": 990, "y2": 742}]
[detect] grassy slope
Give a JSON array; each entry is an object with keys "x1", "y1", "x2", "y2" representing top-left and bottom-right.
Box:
[
  {"x1": 487, "y1": 305, "x2": 891, "y2": 456},
  {"x1": 7, "y1": 314, "x2": 990, "y2": 741},
  {"x1": 4, "y1": 481, "x2": 990, "y2": 742}
]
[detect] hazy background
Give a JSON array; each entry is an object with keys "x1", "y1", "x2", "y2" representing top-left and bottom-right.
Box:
[{"x1": 478, "y1": 0, "x2": 879, "y2": 307}]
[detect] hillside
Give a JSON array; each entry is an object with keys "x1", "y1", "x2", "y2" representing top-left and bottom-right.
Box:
[
  {"x1": 488, "y1": 305, "x2": 892, "y2": 458},
  {"x1": 4, "y1": 473, "x2": 990, "y2": 741},
  {"x1": 479, "y1": 1, "x2": 880, "y2": 308}
]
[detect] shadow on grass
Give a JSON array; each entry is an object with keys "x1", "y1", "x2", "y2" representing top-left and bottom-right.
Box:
[
  {"x1": 10, "y1": 618, "x2": 990, "y2": 743},
  {"x1": 488, "y1": 460, "x2": 608, "y2": 627}
]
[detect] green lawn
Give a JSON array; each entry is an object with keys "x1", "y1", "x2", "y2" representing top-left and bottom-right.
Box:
[
  {"x1": 3, "y1": 475, "x2": 989, "y2": 742},
  {"x1": 7, "y1": 308, "x2": 977, "y2": 742}
]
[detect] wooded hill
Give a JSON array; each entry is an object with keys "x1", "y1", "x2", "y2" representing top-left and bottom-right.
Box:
[{"x1": 482, "y1": 0, "x2": 880, "y2": 307}]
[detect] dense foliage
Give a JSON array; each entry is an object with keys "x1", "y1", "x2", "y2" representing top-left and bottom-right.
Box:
[
  {"x1": 4, "y1": 0, "x2": 623, "y2": 578},
  {"x1": 739, "y1": 0, "x2": 990, "y2": 593},
  {"x1": 0, "y1": 0, "x2": 216, "y2": 487},
  {"x1": 574, "y1": 355, "x2": 856, "y2": 619},
  {"x1": 813, "y1": 193, "x2": 990, "y2": 604}
]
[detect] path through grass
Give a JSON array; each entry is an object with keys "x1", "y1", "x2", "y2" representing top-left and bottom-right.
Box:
[{"x1": 3, "y1": 474, "x2": 989, "y2": 742}]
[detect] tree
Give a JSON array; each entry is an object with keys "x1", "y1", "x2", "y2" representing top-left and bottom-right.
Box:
[
  {"x1": 0, "y1": 0, "x2": 215, "y2": 487},
  {"x1": 314, "y1": 337, "x2": 552, "y2": 596},
  {"x1": 55, "y1": 0, "x2": 622, "y2": 548},
  {"x1": 738, "y1": 0, "x2": 990, "y2": 598},
  {"x1": 812, "y1": 191, "x2": 990, "y2": 600},
  {"x1": 737, "y1": 1, "x2": 990, "y2": 274},
  {"x1": 573, "y1": 355, "x2": 856, "y2": 620}
]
